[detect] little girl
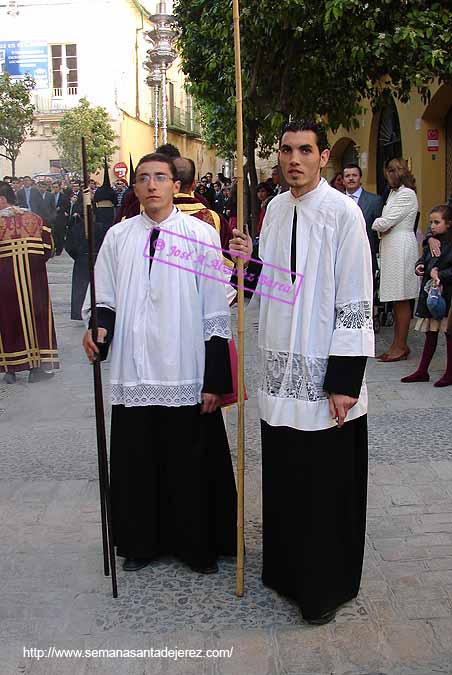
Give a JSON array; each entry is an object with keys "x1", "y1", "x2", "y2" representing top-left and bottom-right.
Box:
[{"x1": 401, "y1": 204, "x2": 452, "y2": 387}]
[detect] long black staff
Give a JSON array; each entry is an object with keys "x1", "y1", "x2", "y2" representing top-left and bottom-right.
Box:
[{"x1": 81, "y1": 138, "x2": 118, "y2": 598}]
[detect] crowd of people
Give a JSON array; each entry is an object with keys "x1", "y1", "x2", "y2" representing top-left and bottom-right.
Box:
[
  {"x1": 2, "y1": 152, "x2": 452, "y2": 389},
  {"x1": 327, "y1": 160, "x2": 452, "y2": 386},
  {"x1": 1, "y1": 120, "x2": 452, "y2": 628}
]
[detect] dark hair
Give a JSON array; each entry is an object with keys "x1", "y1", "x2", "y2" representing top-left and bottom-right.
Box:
[
  {"x1": 155, "y1": 143, "x2": 181, "y2": 159},
  {"x1": 430, "y1": 204, "x2": 452, "y2": 223},
  {"x1": 0, "y1": 181, "x2": 17, "y2": 205},
  {"x1": 343, "y1": 163, "x2": 362, "y2": 177},
  {"x1": 330, "y1": 172, "x2": 343, "y2": 187},
  {"x1": 280, "y1": 119, "x2": 330, "y2": 152},
  {"x1": 23, "y1": 175, "x2": 32, "y2": 180},
  {"x1": 174, "y1": 157, "x2": 195, "y2": 190},
  {"x1": 135, "y1": 153, "x2": 178, "y2": 181},
  {"x1": 257, "y1": 182, "x2": 271, "y2": 194}
]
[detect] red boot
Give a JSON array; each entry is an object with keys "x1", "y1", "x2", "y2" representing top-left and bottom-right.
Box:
[
  {"x1": 401, "y1": 331, "x2": 438, "y2": 383},
  {"x1": 434, "y1": 333, "x2": 452, "y2": 387}
]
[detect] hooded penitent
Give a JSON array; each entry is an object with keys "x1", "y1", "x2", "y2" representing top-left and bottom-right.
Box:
[
  {"x1": 114, "y1": 155, "x2": 140, "y2": 223},
  {"x1": 94, "y1": 157, "x2": 117, "y2": 206}
]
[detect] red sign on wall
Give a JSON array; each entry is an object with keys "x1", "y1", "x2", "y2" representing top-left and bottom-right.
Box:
[
  {"x1": 427, "y1": 129, "x2": 439, "y2": 153},
  {"x1": 113, "y1": 162, "x2": 128, "y2": 179}
]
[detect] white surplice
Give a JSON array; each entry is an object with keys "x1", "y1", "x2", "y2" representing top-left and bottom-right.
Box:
[
  {"x1": 82, "y1": 207, "x2": 231, "y2": 407},
  {"x1": 258, "y1": 178, "x2": 374, "y2": 431}
]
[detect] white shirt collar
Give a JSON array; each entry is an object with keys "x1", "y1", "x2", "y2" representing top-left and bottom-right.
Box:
[
  {"x1": 288, "y1": 177, "x2": 328, "y2": 204},
  {"x1": 346, "y1": 186, "x2": 363, "y2": 201},
  {"x1": 141, "y1": 206, "x2": 179, "y2": 230}
]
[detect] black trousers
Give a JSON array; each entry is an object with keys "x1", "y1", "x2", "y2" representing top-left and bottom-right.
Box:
[
  {"x1": 52, "y1": 217, "x2": 67, "y2": 255},
  {"x1": 110, "y1": 404, "x2": 237, "y2": 568},
  {"x1": 261, "y1": 415, "x2": 368, "y2": 620}
]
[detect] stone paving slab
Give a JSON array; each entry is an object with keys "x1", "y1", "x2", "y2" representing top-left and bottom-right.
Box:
[{"x1": 1, "y1": 253, "x2": 452, "y2": 674}]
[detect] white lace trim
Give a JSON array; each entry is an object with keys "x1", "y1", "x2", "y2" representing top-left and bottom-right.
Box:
[
  {"x1": 335, "y1": 301, "x2": 373, "y2": 330},
  {"x1": 111, "y1": 382, "x2": 202, "y2": 407},
  {"x1": 260, "y1": 350, "x2": 329, "y2": 402},
  {"x1": 203, "y1": 314, "x2": 232, "y2": 341}
]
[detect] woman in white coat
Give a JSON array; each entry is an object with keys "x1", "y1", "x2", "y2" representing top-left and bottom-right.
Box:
[{"x1": 372, "y1": 159, "x2": 419, "y2": 361}]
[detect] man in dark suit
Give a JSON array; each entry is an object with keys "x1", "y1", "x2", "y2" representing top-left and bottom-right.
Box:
[
  {"x1": 16, "y1": 176, "x2": 43, "y2": 214},
  {"x1": 343, "y1": 163, "x2": 383, "y2": 281},
  {"x1": 51, "y1": 181, "x2": 70, "y2": 255},
  {"x1": 35, "y1": 181, "x2": 57, "y2": 222}
]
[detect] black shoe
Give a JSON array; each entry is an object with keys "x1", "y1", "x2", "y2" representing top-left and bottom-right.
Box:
[
  {"x1": 188, "y1": 562, "x2": 219, "y2": 574},
  {"x1": 28, "y1": 368, "x2": 55, "y2": 383},
  {"x1": 4, "y1": 372, "x2": 16, "y2": 384},
  {"x1": 305, "y1": 609, "x2": 336, "y2": 625},
  {"x1": 122, "y1": 558, "x2": 154, "y2": 572}
]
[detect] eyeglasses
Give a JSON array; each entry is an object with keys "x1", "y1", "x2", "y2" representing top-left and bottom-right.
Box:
[{"x1": 135, "y1": 173, "x2": 173, "y2": 185}]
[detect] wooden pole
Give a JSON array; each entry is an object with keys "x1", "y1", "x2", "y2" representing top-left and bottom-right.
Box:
[
  {"x1": 81, "y1": 139, "x2": 118, "y2": 598},
  {"x1": 232, "y1": 0, "x2": 245, "y2": 598}
]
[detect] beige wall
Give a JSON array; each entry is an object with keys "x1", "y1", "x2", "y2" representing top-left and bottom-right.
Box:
[
  {"x1": 328, "y1": 82, "x2": 452, "y2": 233},
  {"x1": 118, "y1": 113, "x2": 222, "y2": 182}
]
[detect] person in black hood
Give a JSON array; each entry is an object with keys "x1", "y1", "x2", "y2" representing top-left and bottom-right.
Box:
[
  {"x1": 115, "y1": 154, "x2": 140, "y2": 223},
  {"x1": 93, "y1": 158, "x2": 117, "y2": 229}
]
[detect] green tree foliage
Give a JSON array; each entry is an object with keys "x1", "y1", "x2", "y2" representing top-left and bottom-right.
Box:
[
  {"x1": 53, "y1": 98, "x2": 119, "y2": 174},
  {"x1": 0, "y1": 73, "x2": 35, "y2": 176},
  {"x1": 173, "y1": 0, "x2": 451, "y2": 225}
]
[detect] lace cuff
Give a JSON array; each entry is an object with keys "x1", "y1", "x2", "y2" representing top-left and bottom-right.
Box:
[
  {"x1": 335, "y1": 301, "x2": 373, "y2": 330},
  {"x1": 203, "y1": 314, "x2": 232, "y2": 341}
]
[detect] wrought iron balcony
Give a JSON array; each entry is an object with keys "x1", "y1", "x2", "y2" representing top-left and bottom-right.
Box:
[{"x1": 168, "y1": 104, "x2": 201, "y2": 136}]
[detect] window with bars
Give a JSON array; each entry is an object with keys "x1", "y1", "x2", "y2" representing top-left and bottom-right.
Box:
[{"x1": 51, "y1": 44, "x2": 78, "y2": 97}]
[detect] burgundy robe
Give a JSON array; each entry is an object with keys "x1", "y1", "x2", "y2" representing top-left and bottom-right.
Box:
[{"x1": 0, "y1": 207, "x2": 59, "y2": 373}]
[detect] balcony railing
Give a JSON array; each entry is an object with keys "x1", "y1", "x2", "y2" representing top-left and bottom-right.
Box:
[
  {"x1": 52, "y1": 86, "x2": 78, "y2": 98},
  {"x1": 169, "y1": 105, "x2": 201, "y2": 136},
  {"x1": 33, "y1": 90, "x2": 80, "y2": 113}
]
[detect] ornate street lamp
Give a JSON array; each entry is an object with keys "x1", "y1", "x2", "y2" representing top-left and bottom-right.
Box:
[
  {"x1": 145, "y1": 64, "x2": 162, "y2": 151},
  {"x1": 144, "y1": 1, "x2": 178, "y2": 146}
]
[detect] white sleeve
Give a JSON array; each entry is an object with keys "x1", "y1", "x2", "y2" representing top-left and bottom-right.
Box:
[
  {"x1": 329, "y1": 205, "x2": 375, "y2": 357},
  {"x1": 195, "y1": 226, "x2": 232, "y2": 341},
  {"x1": 372, "y1": 189, "x2": 418, "y2": 233},
  {"x1": 81, "y1": 230, "x2": 117, "y2": 322}
]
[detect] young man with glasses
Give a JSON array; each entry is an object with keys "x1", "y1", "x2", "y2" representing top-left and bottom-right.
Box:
[
  {"x1": 82, "y1": 153, "x2": 237, "y2": 575},
  {"x1": 230, "y1": 120, "x2": 374, "y2": 624}
]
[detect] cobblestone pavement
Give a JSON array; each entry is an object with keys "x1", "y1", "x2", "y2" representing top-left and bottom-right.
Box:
[{"x1": 1, "y1": 252, "x2": 452, "y2": 675}]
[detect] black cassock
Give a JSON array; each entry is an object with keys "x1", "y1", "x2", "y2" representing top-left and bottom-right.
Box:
[
  {"x1": 261, "y1": 359, "x2": 368, "y2": 621},
  {"x1": 241, "y1": 241, "x2": 369, "y2": 620},
  {"x1": 95, "y1": 294, "x2": 237, "y2": 569}
]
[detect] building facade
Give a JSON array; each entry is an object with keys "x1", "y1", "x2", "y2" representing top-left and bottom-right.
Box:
[
  {"x1": 328, "y1": 82, "x2": 452, "y2": 232},
  {"x1": 255, "y1": 83, "x2": 452, "y2": 234},
  {"x1": 0, "y1": 0, "x2": 222, "y2": 181}
]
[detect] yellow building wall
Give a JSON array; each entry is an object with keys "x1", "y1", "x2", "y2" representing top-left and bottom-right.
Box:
[
  {"x1": 328, "y1": 82, "x2": 452, "y2": 233},
  {"x1": 118, "y1": 112, "x2": 222, "y2": 182}
]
